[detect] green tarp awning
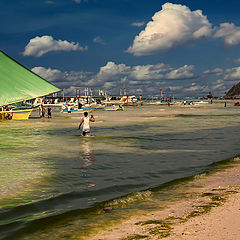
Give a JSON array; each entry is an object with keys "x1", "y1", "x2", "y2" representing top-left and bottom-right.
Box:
[{"x1": 0, "y1": 51, "x2": 61, "y2": 106}]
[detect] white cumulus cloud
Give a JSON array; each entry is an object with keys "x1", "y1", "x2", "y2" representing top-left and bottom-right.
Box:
[
  {"x1": 23, "y1": 35, "x2": 88, "y2": 57},
  {"x1": 166, "y1": 65, "x2": 195, "y2": 79},
  {"x1": 31, "y1": 61, "x2": 198, "y2": 96},
  {"x1": 32, "y1": 61, "x2": 240, "y2": 97},
  {"x1": 127, "y1": 2, "x2": 213, "y2": 56},
  {"x1": 95, "y1": 62, "x2": 196, "y2": 85},
  {"x1": 36, "y1": 60, "x2": 240, "y2": 97},
  {"x1": 234, "y1": 58, "x2": 240, "y2": 65},
  {"x1": 31, "y1": 66, "x2": 93, "y2": 90},
  {"x1": 130, "y1": 63, "x2": 171, "y2": 80},
  {"x1": 32, "y1": 67, "x2": 63, "y2": 81},
  {"x1": 96, "y1": 61, "x2": 131, "y2": 81},
  {"x1": 214, "y1": 23, "x2": 240, "y2": 47},
  {"x1": 131, "y1": 22, "x2": 145, "y2": 27},
  {"x1": 223, "y1": 66, "x2": 240, "y2": 80},
  {"x1": 203, "y1": 68, "x2": 224, "y2": 76},
  {"x1": 184, "y1": 83, "x2": 209, "y2": 93},
  {"x1": 93, "y1": 36, "x2": 106, "y2": 45},
  {"x1": 127, "y1": 2, "x2": 240, "y2": 56}
]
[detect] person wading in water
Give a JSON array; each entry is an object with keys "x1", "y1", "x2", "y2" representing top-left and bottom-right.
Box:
[{"x1": 78, "y1": 112, "x2": 95, "y2": 136}]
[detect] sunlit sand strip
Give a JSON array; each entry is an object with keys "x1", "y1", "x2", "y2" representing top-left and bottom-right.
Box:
[{"x1": 89, "y1": 158, "x2": 240, "y2": 240}]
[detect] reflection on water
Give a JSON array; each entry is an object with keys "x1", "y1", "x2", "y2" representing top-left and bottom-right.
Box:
[
  {"x1": 0, "y1": 104, "x2": 240, "y2": 239},
  {"x1": 80, "y1": 139, "x2": 96, "y2": 167}
]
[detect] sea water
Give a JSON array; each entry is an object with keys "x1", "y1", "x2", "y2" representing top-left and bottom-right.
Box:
[{"x1": 0, "y1": 102, "x2": 240, "y2": 239}]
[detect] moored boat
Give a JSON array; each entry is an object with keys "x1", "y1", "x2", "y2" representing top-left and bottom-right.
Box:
[
  {"x1": 0, "y1": 109, "x2": 33, "y2": 120},
  {"x1": 104, "y1": 95, "x2": 138, "y2": 105},
  {"x1": 193, "y1": 100, "x2": 209, "y2": 105},
  {"x1": 104, "y1": 105, "x2": 124, "y2": 111},
  {"x1": 0, "y1": 50, "x2": 61, "y2": 120}
]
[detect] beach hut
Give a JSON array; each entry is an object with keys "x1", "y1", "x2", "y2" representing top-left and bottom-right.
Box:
[{"x1": 0, "y1": 50, "x2": 61, "y2": 120}]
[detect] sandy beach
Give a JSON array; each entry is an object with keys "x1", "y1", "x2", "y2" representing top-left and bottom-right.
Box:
[{"x1": 90, "y1": 160, "x2": 240, "y2": 240}]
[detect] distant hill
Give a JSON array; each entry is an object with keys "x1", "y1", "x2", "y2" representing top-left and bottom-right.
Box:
[{"x1": 224, "y1": 82, "x2": 240, "y2": 99}]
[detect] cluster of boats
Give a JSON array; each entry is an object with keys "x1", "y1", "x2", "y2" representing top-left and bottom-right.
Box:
[{"x1": 37, "y1": 95, "x2": 139, "y2": 113}]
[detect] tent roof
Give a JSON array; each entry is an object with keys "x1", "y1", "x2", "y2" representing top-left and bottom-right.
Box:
[{"x1": 0, "y1": 51, "x2": 61, "y2": 106}]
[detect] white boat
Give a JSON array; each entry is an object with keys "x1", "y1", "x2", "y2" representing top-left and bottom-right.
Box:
[
  {"x1": 104, "y1": 95, "x2": 138, "y2": 105},
  {"x1": 104, "y1": 105, "x2": 124, "y2": 111},
  {"x1": 193, "y1": 101, "x2": 209, "y2": 105}
]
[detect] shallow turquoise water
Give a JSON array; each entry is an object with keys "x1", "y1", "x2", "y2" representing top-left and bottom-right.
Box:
[{"x1": 0, "y1": 103, "x2": 240, "y2": 239}]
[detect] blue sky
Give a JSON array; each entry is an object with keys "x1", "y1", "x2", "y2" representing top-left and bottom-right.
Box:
[{"x1": 1, "y1": 0, "x2": 240, "y2": 97}]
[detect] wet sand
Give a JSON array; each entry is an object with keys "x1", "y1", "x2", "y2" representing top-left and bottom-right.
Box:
[{"x1": 90, "y1": 160, "x2": 240, "y2": 240}]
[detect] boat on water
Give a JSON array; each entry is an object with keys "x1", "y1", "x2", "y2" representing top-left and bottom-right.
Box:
[
  {"x1": 0, "y1": 51, "x2": 61, "y2": 120},
  {"x1": 62, "y1": 107, "x2": 101, "y2": 113},
  {"x1": 60, "y1": 95, "x2": 105, "y2": 113},
  {"x1": 62, "y1": 108, "x2": 84, "y2": 113},
  {"x1": 0, "y1": 108, "x2": 33, "y2": 120},
  {"x1": 193, "y1": 100, "x2": 209, "y2": 105},
  {"x1": 104, "y1": 95, "x2": 138, "y2": 106},
  {"x1": 147, "y1": 101, "x2": 175, "y2": 106},
  {"x1": 181, "y1": 100, "x2": 209, "y2": 106},
  {"x1": 146, "y1": 97, "x2": 177, "y2": 105},
  {"x1": 234, "y1": 102, "x2": 240, "y2": 106},
  {"x1": 104, "y1": 105, "x2": 124, "y2": 111}
]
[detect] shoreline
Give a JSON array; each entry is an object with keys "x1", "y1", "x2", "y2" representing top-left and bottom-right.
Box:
[{"x1": 90, "y1": 159, "x2": 240, "y2": 240}]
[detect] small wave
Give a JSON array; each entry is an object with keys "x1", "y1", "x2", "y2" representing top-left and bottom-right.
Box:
[
  {"x1": 206, "y1": 155, "x2": 240, "y2": 170},
  {"x1": 0, "y1": 183, "x2": 146, "y2": 228},
  {"x1": 103, "y1": 190, "x2": 152, "y2": 209},
  {"x1": 193, "y1": 173, "x2": 207, "y2": 180}
]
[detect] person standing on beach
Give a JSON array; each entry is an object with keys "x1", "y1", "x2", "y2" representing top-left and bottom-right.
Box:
[
  {"x1": 39, "y1": 105, "x2": 42, "y2": 118},
  {"x1": 42, "y1": 105, "x2": 46, "y2": 118},
  {"x1": 78, "y1": 112, "x2": 95, "y2": 136},
  {"x1": 39, "y1": 105, "x2": 45, "y2": 118},
  {"x1": 47, "y1": 107, "x2": 52, "y2": 118}
]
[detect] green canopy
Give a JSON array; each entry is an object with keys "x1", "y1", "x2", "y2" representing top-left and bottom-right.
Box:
[{"x1": 0, "y1": 51, "x2": 61, "y2": 106}]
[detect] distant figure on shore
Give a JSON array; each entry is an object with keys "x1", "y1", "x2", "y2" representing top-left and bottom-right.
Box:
[
  {"x1": 78, "y1": 101, "x2": 82, "y2": 109},
  {"x1": 78, "y1": 112, "x2": 95, "y2": 136},
  {"x1": 39, "y1": 105, "x2": 45, "y2": 118},
  {"x1": 47, "y1": 107, "x2": 52, "y2": 118},
  {"x1": 67, "y1": 105, "x2": 71, "y2": 113},
  {"x1": 224, "y1": 102, "x2": 227, "y2": 107}
]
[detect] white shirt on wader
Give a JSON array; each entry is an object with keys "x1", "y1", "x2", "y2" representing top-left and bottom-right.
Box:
[{"x1": 82, "y1": 116, "x2": 90, "y2": 132}]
